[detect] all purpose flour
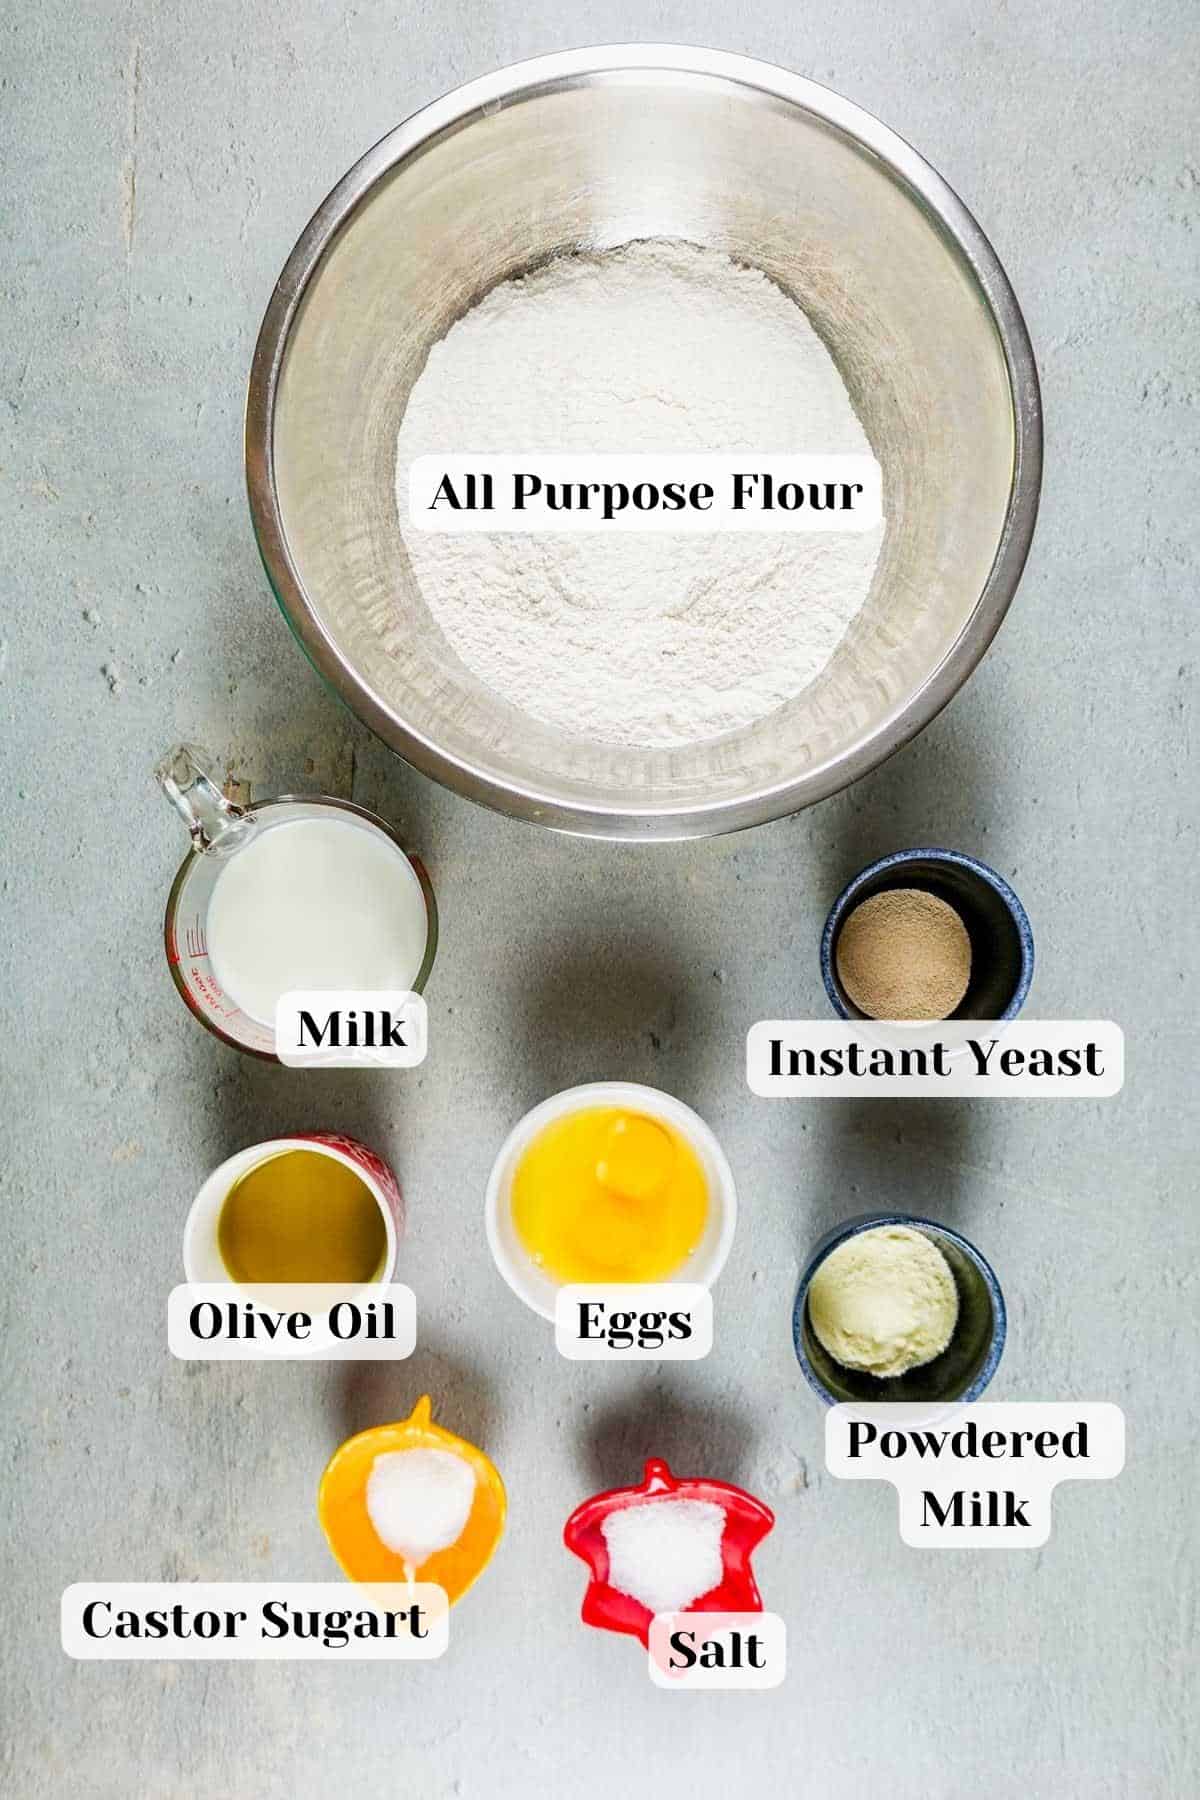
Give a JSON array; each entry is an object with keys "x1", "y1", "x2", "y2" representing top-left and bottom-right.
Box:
[{"x1": 395, "y1": 240, "x2": 883, "y2": 749}]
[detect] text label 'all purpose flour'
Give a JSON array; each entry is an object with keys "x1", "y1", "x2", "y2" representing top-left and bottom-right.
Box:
[{"x1": 407, "y1": 454, "x2": 881, "y2": 530}]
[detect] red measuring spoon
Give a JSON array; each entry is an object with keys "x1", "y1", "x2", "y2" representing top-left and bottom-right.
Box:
[{"x1": 563, "y1": 1457, "x2": 775, "y2": 1647}]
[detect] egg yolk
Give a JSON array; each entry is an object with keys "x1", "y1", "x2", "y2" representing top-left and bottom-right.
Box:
[{"x1": 511, "y1": 1107, "x2": 709, "y2": 1283}]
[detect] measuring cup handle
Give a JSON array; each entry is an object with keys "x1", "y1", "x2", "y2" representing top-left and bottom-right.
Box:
[{"x1": 155, "y1": 743, "x2": 252, "y2": 853}]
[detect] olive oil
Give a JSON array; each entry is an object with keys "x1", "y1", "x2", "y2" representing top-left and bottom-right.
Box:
[{"x1": 217, "y1": 1149, "x2": 387, "y2": 1286}]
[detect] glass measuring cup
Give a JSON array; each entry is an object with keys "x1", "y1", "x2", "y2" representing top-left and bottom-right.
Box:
[{"x1": 155, "y1": 744, "x2": 438, "y2": 1060}]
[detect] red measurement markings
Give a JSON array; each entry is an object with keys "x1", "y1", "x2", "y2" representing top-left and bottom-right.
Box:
[{"x1": 189, "y1": 965, "x2": 235, "y2": 1015}]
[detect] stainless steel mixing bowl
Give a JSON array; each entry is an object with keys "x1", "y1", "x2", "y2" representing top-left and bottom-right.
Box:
[{"x1": 246, "y1": 45, "x2": 1041, "y2": 841}]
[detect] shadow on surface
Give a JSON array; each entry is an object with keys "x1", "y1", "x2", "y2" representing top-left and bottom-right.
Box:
[
  {"x1": 194, "y1": 1053, "x2": 400, "y2": 1179},
  {"x1": 803, "y1": 1095, "x2": 974, "y2": 1257},
  {"x1": 327, "y1": 1338, "x2": 498, "y2": 1453},
  {"x1": 580, "y1": 1382, "x2": 757, "y2": 1492},
  {"x1": 506, "y1": 925, "x2": 723, "y2": 1115},
  {"x1": 810, "y1": 703, "x2": 994, "y2": 906}
]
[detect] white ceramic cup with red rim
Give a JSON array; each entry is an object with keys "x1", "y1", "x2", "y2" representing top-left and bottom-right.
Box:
[{"x1": 183, "y1": 1133, "x2": 403, "y2": 1300}]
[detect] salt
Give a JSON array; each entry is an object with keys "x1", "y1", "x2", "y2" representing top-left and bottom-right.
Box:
[
  {"x1": 366, "y1": 1448, "x2": 476, "y2": 1574},
  {"x1": 601, "y1": 1497, "x2": 726, "y2": 1615}
]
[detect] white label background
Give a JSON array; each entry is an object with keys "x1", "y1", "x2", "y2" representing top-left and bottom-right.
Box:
[
  {"x1": 554, "y1": 1285, "x2": 713, "y2": 1360},
  {"x1": 408, "y1": 454, "x2": 881, "y2": 532},
  {"x1": 62, "y1": 1583, "x2": 448, "y2": 1660},
  {"x1": 275, "y1": 990, "x2": 427, "y2": 1069},
  {"x1": 748, "y1": 1020, "x2": 1124, "y2": 1097},
  {"x1": 648, "y1": 1612, "x2": 786, "y2": 1689},
  {"x1": 168, "y1": 1284, "x2": 417, "y2": 1361},
  {"x1": 826, "y1": 1403, "x2": 1126, "y2": 1547}
]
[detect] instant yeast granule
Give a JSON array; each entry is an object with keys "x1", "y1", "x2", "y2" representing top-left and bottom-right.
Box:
[{"x1": 836, "y1": 887, "x2": 971, "y2": 1020}]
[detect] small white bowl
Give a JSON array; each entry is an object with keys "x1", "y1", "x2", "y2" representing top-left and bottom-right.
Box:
[
  {"x1": 183, "y1": 1134, "x2": 399, "y2": 1315},
  {"x1": 484, "y1": 1081, "x2": 738, "y2": 1320}
]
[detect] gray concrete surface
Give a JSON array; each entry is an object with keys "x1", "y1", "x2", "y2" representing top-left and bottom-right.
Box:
[{"x1": 3, "y1": 3, "x2": 1197, "y2": 1796}]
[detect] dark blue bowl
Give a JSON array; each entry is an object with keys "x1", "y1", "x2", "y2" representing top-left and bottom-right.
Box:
[
  {"x1": 821, "y1": 847, "x2": 1034, "y2": 1022},
  {"x1": 792, "y1": 1213, "x2": 1006, "y2": 1407}
]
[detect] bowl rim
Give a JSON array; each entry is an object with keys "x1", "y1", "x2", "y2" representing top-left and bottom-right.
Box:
[
  {"x1": 791, "y1": 1210, "x2": 1007, "y2": 1407},
  {"x1": 246, "y1": 44, "x2": 1043, "y2": 842},
  {"x1": 483, "y1": 1079, "x2": 738, "y2": 1320}
]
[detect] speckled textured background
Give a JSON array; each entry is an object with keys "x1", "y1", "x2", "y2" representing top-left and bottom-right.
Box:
[{"x1": 2, "y1": 4, "x2": 1197, "y2": 1795}]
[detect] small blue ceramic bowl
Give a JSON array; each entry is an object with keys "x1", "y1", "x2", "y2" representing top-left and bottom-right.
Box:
[
  {"x1": 821, "y1": 847, "x2": 1034, "y2": 1021},
  {"x1": 792, "y1": 1213, "x2": 1006, "y2": 1406}
]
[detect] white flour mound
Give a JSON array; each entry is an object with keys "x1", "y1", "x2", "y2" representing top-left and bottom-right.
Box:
[{"x1": 395, "y1": 240, "x2": 883, "y2": 750}]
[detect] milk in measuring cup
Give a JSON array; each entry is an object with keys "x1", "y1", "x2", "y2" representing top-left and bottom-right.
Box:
[{"x1": 206, "y1": 815, "x2": 428, "y2": 1026}]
